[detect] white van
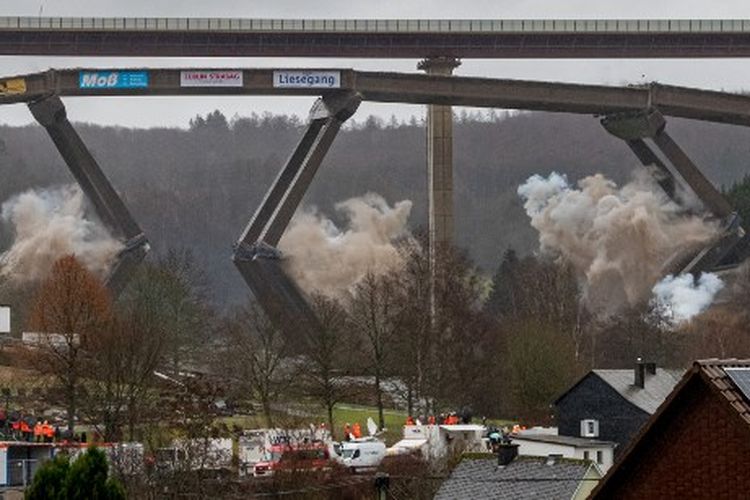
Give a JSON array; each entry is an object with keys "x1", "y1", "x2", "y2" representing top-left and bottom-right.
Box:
[{"x1": 337, "y1": 437, "x2": 386, "y2": 472}]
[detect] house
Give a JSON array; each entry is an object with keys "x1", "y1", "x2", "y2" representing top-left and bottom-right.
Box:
[
  {"x1": 434, "y1": 446, "x2": 602, "y2": 500},
  {"x1": 554, "y1": 361, "x2": 681, "y2": 454},
  {"x1": 510, "y1": 432, "x2": 616, "y2": 473},
  {"x1": 591, "y1": 359, "x2": 750, "y2": 499}
]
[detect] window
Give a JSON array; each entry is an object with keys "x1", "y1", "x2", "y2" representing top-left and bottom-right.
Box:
[
  {"x1": 597, "y1": 451, "x2": 603, "y2": 464},
  {"x1": 580, "y1": 419, "x2": 599, "y2": 438},
  {"x1": 583, "y1": 451, "x2": 590, "y2": 461}
]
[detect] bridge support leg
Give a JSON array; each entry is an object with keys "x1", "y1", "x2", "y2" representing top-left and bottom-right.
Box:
[
  {"x1": 28, "y1": 96, "x2": 148, "y2": 295},
  {"x1": 233, "y1": 92, "x2": 361, "y2": 342},
  {"x1": 419, "y1": 57, "x2": 460, "y2": 319},
  {"x1": 419, "y1": 57, "x2": 460, "y2": 258},
  {"x1": 601, "y1": 109, "x2": 748, "y2": 273}
]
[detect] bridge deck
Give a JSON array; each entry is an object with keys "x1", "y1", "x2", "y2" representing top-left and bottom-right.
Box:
[
  {"x1": 3, "y1": 17, "x2": 750, "y2": 58},
  {"x1": 2, "y1": 68, "x2": 750, "y2": 126},
  {"x1": 3, "y1": 17, "x2": 750, "y2": 34}
]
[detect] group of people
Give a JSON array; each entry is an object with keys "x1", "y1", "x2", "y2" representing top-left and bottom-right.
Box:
[
  {"x1": 342, "y1": 422, "x2": 362, "y2": 440},
  {"x1": 405, "y1": 412, "x2": 465, "y2": 426},
  {"x1": 8, "y1": 417, "x2": 59, "y2": 442}
]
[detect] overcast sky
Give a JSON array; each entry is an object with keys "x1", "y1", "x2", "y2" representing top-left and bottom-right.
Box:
[{"x1": 2, "y1": 1, "x2": 750, "y2": 128}]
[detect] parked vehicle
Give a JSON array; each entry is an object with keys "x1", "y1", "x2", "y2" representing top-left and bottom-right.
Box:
[
  {"x1": 337, "y1": 437, "x2": 386, "y2": 472},
  {"x1": 253, "y1": 441, "x2": 332, "y2": 477}
]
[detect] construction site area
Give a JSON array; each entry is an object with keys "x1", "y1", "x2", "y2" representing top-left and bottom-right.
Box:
[{"x1": 2, "y1": 12, "x2": 750, "y2": 500}]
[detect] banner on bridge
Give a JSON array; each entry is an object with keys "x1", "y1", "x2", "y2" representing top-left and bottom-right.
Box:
[
  {"x1": 79, "y1": 71, "x2": 149, "y2": 89},
  {"x1": 181, "y1": 70, "x2": 243, "y2": 87},
  {"x1": 273, "y1": 71, "x2": 341, "y2": 89}
]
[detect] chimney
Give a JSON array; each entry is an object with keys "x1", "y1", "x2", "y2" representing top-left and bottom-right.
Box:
[
  {"x1": 634, "y1": 358, "x2": 645, "y2": 388},
  {"x1": 497, "y1": 443, "x2": 519, "y2": 467},
  {"x1": 645, "y1": 362, "x2": 657, "y2": 375}
]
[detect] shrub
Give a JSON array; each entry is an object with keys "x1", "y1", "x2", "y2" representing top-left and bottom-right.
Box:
[{"x1": 25, "y1": 448, "x2": 125, "y2": 500}]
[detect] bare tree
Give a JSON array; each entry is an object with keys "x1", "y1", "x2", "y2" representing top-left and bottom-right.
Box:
[
  {"x1": 346, "y1": 272, "x2": 402, "y2": 430},
  {"x1": 223, "y1": 303, "x2": 289, "y2": 427},
  {"x1": 303, "y1": 294, "x2": 348, "y2": 436},
  {"x1": 26, "y1": 255, "x2": 112, "y2": 432},
  {"x1": 82, "y1": 301, "x2": 166, "y2": 442},
  {"x1": 391, "y1": 240, "x2": 432, "y2": 416},
  {"x1": 154, "y1": 375, "x2": 229, "y2": 500},
  {"x1": 123, "y1": 250, "x2": 209, "y2": 374}
]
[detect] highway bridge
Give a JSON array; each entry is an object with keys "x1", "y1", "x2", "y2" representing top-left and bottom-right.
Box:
[
  {"x1": 2, "y1": 67, "x2": 750, "y2": 337},
  {"x1": 2, "y1": 68, "x2": 750, "y2": 125},
  {"x1": 2, "y1": 17, "x2": 750, "y2": 58},
  {"x1": 6, "y1": 16, "x2": 750, "y2": 291}
]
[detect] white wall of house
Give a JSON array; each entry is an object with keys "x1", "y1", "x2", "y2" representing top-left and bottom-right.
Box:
[
  {"x1": 573, "y1": 465, "x2": 603, "y2": 500},
  {"x1": 512, "y1": 438, "x2": 614, "y2": 473}
]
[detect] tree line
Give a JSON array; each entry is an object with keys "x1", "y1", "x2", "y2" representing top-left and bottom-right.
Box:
[{"x1": 3, "y1": 109, "x2": 750, "y2": 305}]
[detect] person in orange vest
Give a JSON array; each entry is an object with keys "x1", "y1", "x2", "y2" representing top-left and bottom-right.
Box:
[
  {"x1": 20, "y1": 420, "x2": 31, "y2": 441},
  {"x1": 11, "y1": 419, "x2": 20, "y2": 439},
  {"x1": 343, "y1": 423, "x2": 351, "y2": 441},
  {"x1": 405, "y1": 415, "x2": 415, "y2": 426},
  {"x1": 33, "y1": 420, "x2": 43, "y2": 442},
  {"x1": 42, "y1": 421, "x2": 54, "y2": 443},
  {"x1": 352, "y1": 422, "x2": 362, "y2": 438}
]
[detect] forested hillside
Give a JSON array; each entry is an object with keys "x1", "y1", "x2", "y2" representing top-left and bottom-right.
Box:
[{"x1": 2, "y1": 110, "x2": 750, "y2": 304}]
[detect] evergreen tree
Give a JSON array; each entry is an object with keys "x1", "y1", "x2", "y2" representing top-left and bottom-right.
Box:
[
  {"x1": 485, "y1": 248, "x2": 520, "y2": 317},
  {"x1": 25, "y1": 455, "x2": 69, "y2": 500},
  {"x1": 725, "y1": 174, "x2": 750, "y2": 225},
  {"x1": 26, "y1": 448, "x2": 124, "y2": 500}
]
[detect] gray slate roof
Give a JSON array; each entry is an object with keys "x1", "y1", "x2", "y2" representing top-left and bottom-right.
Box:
[
  {"x1": 434, "y1": 456, "x2": 594, "y2": 500},
  {"x1": 592, "y1": 368, "x2": 682, "y2": 414},
  {"x1": 511, "y1": 433, "x2": 615, "y2": 448}
]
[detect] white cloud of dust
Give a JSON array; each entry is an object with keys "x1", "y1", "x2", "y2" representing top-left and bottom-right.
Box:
[{"x1": 518, "y1": 169, "x2": 720, "y2": 316}]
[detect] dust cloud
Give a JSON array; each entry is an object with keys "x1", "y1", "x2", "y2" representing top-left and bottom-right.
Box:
[
  {"x1": 279, "y1": 193, "x2": 412, "y2": 297},
  {"x1": 0, "y1": 185, "x2": 123, "y2": 283},
  {"x1": 518, "y1": 169, "x2": 720, "y2": 316},
  {"x1": 652, "y1": 272, "x2": 724, "y2": 324}
]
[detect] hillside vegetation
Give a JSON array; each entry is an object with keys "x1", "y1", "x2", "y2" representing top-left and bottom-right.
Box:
[{"x1": 2, "y1": 110, "x2": 750, "y2": 304}]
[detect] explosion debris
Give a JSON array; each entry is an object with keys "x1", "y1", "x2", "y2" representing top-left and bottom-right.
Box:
[
  {"x1": 279, "y1": 193, "x2": 412, "y2": 297},
  {"x1": 518, "y1": 169, "x2": 720, "y2": 316},
  {"x1": 0, "y1": 185, "x2": 123, "y2": 283},
  {"x1": 652, "y1": 273, "x2": 724, "y2": 324}
]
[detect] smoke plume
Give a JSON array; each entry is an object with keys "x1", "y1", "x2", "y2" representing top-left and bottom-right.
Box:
[
  {"x1": 279, "y1": 193, "x2": 412, "y2": 297},
  {"x1": 0, "y1": 185, "x2": 123, "y2": 282},
  {"x1": 652, "y1": 273, "x2": 724, "y2": 324},
  {"x1": 518, "y1": 169, "x2": 720, "y2": 315}
]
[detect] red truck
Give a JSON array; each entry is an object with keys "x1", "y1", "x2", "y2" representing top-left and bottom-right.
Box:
[{"x1": 253, "y1": 441, "x2": 332, "y2": 477}]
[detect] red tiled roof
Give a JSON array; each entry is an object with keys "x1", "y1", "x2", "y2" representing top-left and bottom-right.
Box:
[
  {"x1": 590, "y1": 358, "x2": 750, "y2": 498},
  {"x1": 696, "y1": 358, "x2": 750, "y2": 425}
]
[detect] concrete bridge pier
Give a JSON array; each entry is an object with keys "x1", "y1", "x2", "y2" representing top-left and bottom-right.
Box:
[{"x1": 418, "y1": 57, "x2": 461, "y2": 267}]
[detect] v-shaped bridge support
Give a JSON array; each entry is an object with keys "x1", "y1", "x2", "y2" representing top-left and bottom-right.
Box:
[
  {"x1": 28, "y1": 96, "x2": 149, "y2": 295},
  {"x1": 601, "y1": 108, "x2": 750, "y2": 275},
  {"x1": 233, "y1": 92, "x2": 361, "y2": 341}
]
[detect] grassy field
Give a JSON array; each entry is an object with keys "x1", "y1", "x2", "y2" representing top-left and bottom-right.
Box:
[{"x1": 331, "y1": 404, "x2": 408, "y2": 445}]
